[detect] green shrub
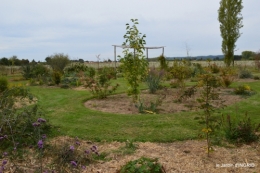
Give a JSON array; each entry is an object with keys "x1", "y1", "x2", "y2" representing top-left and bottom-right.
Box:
[
  {"x1": 191, "y1": 63, "x2": 204, "y2": 77},
  {"x1": 223, "y1": 114, "x2": 260, "y2": 144},
  {"x1": 21, "y1": 65, "x2": 33, "y2": 79},
  {"x1": 52, "y1": 71, "x2": 62, "y2": 85},
  {"x1": 238, "y1": 69, "x2": 253, "y2": 79},
  {"x1": 0, "y1": 76, "x2": 8, "y2": 92},
  {"x1": 84, "y1": 76, "x2": 119, "y2": 99},
  {"x1": 146, "y1": 67, "x2": 164, "y2": 94},
  {"x1": 210, "y1": 63, "x2": 220, "y2": 73},
  {"x1": 120, "y1": 157, "x2": 165, "y2": 173},
  {"x1": 234, "y1": 84, "x2": 254, "y2": 95},
  {"x1": 157, "y1": 55, "x2": 168, "y2": 70},
  {"x1": 220, "y1": 75, "x2": 234, "y2": 87},
  {"x1": 167, "y1": 60, "x2": 192, "y2": 88},
  {"x1": 88, "y1": 67, "x2": 96, "y2": 78}
]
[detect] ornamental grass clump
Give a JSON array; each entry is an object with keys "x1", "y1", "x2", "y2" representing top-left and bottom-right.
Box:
[{"x1": 146, "y1": 67, "x2": 164, "y2": 94}]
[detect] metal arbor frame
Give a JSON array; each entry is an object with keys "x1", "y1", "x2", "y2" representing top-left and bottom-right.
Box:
[{"x1": 112, "y1": 45, "x2": 165, "y2": 68}]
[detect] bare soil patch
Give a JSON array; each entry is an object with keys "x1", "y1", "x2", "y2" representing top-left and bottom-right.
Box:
[{"x1": 84, "y1": 87, "x2": 243, "y2": 114}]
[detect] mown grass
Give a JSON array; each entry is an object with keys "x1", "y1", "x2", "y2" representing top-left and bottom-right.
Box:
[{"x1": 25, "y1": 75, "x2": 260, "y2": 143}]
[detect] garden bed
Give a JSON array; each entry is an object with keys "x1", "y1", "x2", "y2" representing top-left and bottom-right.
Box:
[{"x1": 84, "y1": 87, "x2": 244, "y2": 114}]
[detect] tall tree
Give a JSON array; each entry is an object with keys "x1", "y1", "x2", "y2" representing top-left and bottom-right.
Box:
[{"x1": 218, "y1": 0, "x2": 243, "y2": 66}]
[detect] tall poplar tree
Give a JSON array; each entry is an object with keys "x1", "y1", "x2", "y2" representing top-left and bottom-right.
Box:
[{"x1": 218, "y1": 0, "x2": 243, "y2": 66}]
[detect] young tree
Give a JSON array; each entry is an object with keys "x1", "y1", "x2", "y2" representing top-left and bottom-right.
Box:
[
  {"x1": 120, "y1": 19, "x2": 148, "y2": 102},
  {"x1": 218, "y1": 0, "x2": 243, "y2": 66}
]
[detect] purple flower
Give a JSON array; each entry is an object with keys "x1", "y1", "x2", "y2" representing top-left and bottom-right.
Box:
[
  {"x1": 3, "y1": 135, "x2": 7, "y2": 138},
  {"x1": 75, "y1": 141, "x2": 80, "y2": 146},
  {"x1": 70, "y1": 161, "x2": 77, "y2": 167},
  {"x1": 85, "y1": 150, "x2": 90, "y2": 155},
  {"x1": 38, "y1": 140, "x2": 43, "y2": 149},
  {"x1": 32, "y1": 122, "x2": 40, "y2": 127},
  {"x1": 0, "y1": 137, "x2": 4, "y2": 140},
  {"x1": 37, "y1": 118, "x2": 46, "y2": 123},
  {"x1": 2, "y1": 152, "x2": 7, "y2": 157},
  {"x1": 91, "y1": 145, "x2": 98, "y2": 152},
  {"x1": 2, "y1": 160, "x2": 7, "y2": 165},
  {"x1": 82, "y1": 165, "x2": 86, "y2": 170},
  {"x1": 69, "y1": 145, "x2": 74, "y2": 151},
  {"x1": 42, "y1": 134, "x2": 47, "y2": 139}
]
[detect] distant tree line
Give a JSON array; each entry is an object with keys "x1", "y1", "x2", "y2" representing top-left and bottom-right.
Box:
[{"x1": 0, "y1": 56, "x2": 30, "y2": 66}]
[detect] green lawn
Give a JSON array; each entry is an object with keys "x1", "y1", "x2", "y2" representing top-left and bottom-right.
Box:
[{"x1": 25, "y1": 77, "x2": 260, "y2": 142}]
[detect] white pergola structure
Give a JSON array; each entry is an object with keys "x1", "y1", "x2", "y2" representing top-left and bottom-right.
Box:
[{"x1": 112, "y1": 45, "x2": 165, "y2": 68}]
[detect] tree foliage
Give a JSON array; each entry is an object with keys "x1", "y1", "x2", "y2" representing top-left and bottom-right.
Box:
[
  {"x1": 119, "y1": 19, "x2": 148, "y2": 102},
  {"x1": 218, "y1": 0, "x2": 243, "y2": 66},
  {"x1": 47, "y1": 53, "x2": 70, "y2": 73},
  {"x1": 241, "y1": 50, "x2": 255, "y2": 60}
]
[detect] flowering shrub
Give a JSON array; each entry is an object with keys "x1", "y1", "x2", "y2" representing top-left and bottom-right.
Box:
[{"x1": 234, "y1": 84, "x2": 254, "y2": 95}]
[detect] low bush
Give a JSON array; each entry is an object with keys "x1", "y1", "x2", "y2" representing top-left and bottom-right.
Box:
[
  {"x1": 0, "y1": 76, "x2": 8, "y2": 93},
  {"x1": 210, "y1": 63, "x2": 220, "y2": 73},
  {"x1": 52, "y1": 71, "x2": 62, "y2": 85},
  {"x1": 222, "y1": 114, "x2": 260, "y2": 144},
  {"x1": 234, "y1": 84, "x2": 254, "y2": 95},
  {"x1": 167, "y1": 60, "x2": 192, "y2": 88},
  {"x1": 84, "y1": 76, "x2": 119, "y2": 99},
  {"x1": 238, "y1": 69, "x2": 253, "y2": 79},
  {"x1": 119, "y1": 157, "x2": 166, "y2": 173}
]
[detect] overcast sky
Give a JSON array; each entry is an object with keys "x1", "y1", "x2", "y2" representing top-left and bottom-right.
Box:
[{"x1": 0, "y1": 0, "x2": 259, "y2": 62}]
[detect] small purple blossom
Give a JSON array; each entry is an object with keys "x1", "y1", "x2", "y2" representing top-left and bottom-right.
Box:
[
  {"x1": 37, "y1": 118, "x2": 46, "y2": 123},
  {"x1": 32, "y1": 122, "x2": 40, "y2": 127},
  {"x1": 42, "y1": 134, "x2": 47, "y2": 139},
  {"x1": 69, "y1": 145, "x2": 74, "y2": 151},
  {"x1": 91, "y1": 145, "x2": 98, "y2": 152},
  {"x1": 70, "y1": 161, "x2": 77, "y2": 167},
  {"x1": 3, "y1": 135, "x2": 7, "y2": 138},
  {"x1": 82, "y1": 165, "x2": 86, "y2": 170},
  {"x1": 75, "y1": 141, "x2": 80, "y2": 145},
  {"x1": 2, "y1": 160, "x2": 7, "y2": 165},
  {"x1": 85, "y1": 150, "x2": 90, "y2": 154},
  {"x1": 2, "y1": 152, "x2": 7, "y2": 157},
  {"x1": 0, "y1": 137, "x2": 4, "y2": 140},
  {"x1": 38, "y1": 140, "x2": 43, "y2": 149}
]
